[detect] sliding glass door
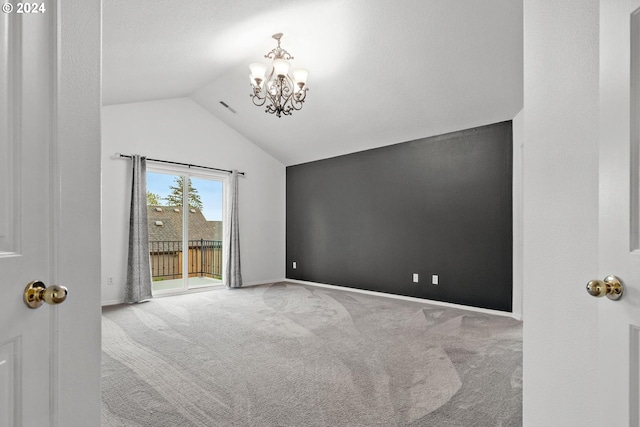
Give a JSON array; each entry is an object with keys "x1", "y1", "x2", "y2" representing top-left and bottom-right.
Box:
[
  {"x1": 186, "y1": 177, "x2": 223, "y2": 289},
  {"x1": 146, "y1": 167, "x2": 226, "y2": 294}
]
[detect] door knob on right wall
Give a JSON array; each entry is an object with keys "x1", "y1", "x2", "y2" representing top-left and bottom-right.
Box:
[{"x1": 586, "y1": 275, "x2": 624, "y2": 300}]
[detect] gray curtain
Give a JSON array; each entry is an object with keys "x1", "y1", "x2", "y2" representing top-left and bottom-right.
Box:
[
  {"x1": 224, "y1": 170, "x2": 243, "y2": 288},
  {"x1": 125, "y1": 155, "x2": 153, "y2": 303}
]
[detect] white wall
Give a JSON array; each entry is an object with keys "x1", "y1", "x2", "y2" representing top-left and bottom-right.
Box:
[
  {"x1": 522, "y1": 0, "x2": 599, "y2": 425},
  {"x1": 101, "y1": 98, "x2": 285, "y2": 304}
]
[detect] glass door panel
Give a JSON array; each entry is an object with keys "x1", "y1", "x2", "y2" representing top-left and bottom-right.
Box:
[
  {"x1": 147, "y1": 171, "x2": 185, "y2": 292},
  {"x1": 187, "y1": 177, "x2": 223, "y2": 289}
]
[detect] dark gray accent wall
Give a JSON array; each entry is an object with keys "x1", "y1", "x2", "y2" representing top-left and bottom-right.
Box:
[{"x1": 286, "y1": 121, "x2": 513, "y2": 312}]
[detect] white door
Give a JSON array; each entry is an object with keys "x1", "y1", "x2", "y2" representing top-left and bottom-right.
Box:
[
  {"x1": 598, "y1": 0, "x2": 640, "y2": 425},
  {"x1": 0, "y1": 1, "x2": 101, "y2": 426},
  {"x1": 0, "y1": 8, "x2": 59, "y2": 427}
]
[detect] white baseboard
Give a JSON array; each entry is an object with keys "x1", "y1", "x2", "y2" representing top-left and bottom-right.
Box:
[
  {"x1": 101, "y1": 299, "x2": 124, "y2": 306},
  {"x1": 285, "y1": 279, "x2": 520, "y2": 320},
  {"x1": 241, "y1": 279, "x2": 283, "y2": 288},
  {"x1": 103, "y1": 279, "x2": 520, "y2": 321}
]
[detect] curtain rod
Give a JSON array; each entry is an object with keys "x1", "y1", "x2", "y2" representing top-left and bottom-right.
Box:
[{"x1": 116, "y1": 153, "x2": 245, "y2": 176}]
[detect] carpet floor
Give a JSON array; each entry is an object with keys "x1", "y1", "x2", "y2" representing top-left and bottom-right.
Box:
[{"x1": 102, "y1": 282, "x2": 522, "y2": 426}]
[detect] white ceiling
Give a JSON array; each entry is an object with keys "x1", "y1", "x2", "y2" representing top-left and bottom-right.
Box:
[{"x1": 103, "y1": 0, "x2": 522, "y2": 166}]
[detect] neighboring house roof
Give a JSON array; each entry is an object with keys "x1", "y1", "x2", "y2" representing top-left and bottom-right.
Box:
[{"x1": 147, "y1": 205, "x2": 222, "y2": 242}]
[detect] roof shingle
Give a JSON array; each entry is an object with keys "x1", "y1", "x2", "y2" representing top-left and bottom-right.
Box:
[{"x1": 147, "y1": 206, "x2": 222, "y2": 242}]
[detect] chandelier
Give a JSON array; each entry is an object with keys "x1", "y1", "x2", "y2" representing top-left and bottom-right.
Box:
[{"x1": 249, "y1": 33, "x2": 309, "y2": 118}]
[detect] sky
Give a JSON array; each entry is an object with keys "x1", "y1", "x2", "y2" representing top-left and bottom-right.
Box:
[{"x1": 147, "y1": 172, "x2": 223, "y2": 221}]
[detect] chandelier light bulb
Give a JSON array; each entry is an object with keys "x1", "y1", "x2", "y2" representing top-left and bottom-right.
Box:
[
  {"x1": 273, "y1": 59, "x2": 290, "y2": 78},
  {"x1": 249, "y1": 62, "x2": 267, "y2": 87},
  {"x1": 292, "y1": 68, "x2": 308, "y2": 90},
  {"x1": 248, "y1": 33, "x2": 309, "y2": 117}
]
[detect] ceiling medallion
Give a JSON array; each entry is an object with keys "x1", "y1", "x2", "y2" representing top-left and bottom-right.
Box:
[{"x1": 249, "y1": 33, "x2": 309, "y2": 118}]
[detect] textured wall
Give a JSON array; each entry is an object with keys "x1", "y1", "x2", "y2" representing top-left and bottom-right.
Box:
[{"x1": 287, "y1": 122, "x2": 513, "y2": 311}]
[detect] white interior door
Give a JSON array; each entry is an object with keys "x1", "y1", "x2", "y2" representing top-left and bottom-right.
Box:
[
  {"x1": 0, "y1": 1, "x2": 102, "y2": 426},
  {"x1": 599, "y1": 0, "x2": 640, "y2": 425},
  {"x1": 0, "y1": 8, "x2": 58, "y2": 427}
]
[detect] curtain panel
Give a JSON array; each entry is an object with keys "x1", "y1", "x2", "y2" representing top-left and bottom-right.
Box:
[
  {"x1": 125, "y1": 154, "x2": 153, "y2": 303},
  {"x1": 224, "y1": 170, "x2": 243, "y2": 288}
]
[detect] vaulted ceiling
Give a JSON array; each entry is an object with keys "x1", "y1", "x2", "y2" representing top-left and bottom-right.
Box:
[{"x1": 103, "y1": 0, "x2": 522, "y2": 166}]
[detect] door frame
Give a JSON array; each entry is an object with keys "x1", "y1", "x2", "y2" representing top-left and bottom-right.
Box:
[
  {"x1": 597, "y1": 0, "x2": 640, "y2": 425},
  {"x1": 54, "y1": 0, "x2": 102, "y2": 425}
]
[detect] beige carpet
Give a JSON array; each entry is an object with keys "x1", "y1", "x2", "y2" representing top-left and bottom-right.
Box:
[{"x1": 102, "y1": 282, "x2": 522, "y2": 426}]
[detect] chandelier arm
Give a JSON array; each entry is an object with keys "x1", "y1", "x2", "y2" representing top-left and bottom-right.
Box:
[
  {"x1": 251, "y1": 93, "x2": 267, "y2": 107},
  {"x1": 297, "y1": 87, "x2": 308, "y2": 102},
  {"x1": 289, "y1": 88, "x2": 307, "y2": 111},
  {"x1": 290, "y1": 100, "x2": 303, "y2": 111},
  {"x1": 250, "y1": 84, "x2": 267, "y2": 106},
  {"x1": 264, "y1": 78, "x2": 282, "y2": 116},
  {"x1": 265, "y1": 48, "x2": 293, "y2": 61},
  {"x1": 274, "y1": 77, "x2": 284, "y2": 113},
  {"x1": 262, "y1": 68, "x2": 280, "y2": 112},
  {"x1": 266, "y1": 105, "x2": 277, "y2": 115},
  {"x1": 274, "y1": 74, "x2": 295, "y2": 112},
  {"x1": 289, "y1": 86, "x2": 307, "y2": 111}
]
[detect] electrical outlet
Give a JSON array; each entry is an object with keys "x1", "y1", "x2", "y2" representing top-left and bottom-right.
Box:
[
  {"x1": 413, "y1": 273, "x2": 419, "y2": 283},
  {"x1": 432, "y1": 274, "x2": 439, "y2": 285},
  {"x1": 108, "y1": 276, "x2": 114, "y2": 286},
  {"x1": 293, "y1": 261, "x2": 297, "y2": 269}
]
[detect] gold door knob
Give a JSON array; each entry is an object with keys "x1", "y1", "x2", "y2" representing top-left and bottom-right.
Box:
[
  {"x1": 586, "y1": 275, "x2": 624, "y2": 301},
  {"x1": 23, "y1": 280, "x2": 68, "y2": 309}
]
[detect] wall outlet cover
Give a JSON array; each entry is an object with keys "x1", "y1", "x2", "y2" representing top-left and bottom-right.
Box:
[
  {"x1": 432, "y1": 274, "x2": 439, "y2": 285},
  {"x1": 413, "y1": 273, "x2": 419, "y2": 283}
]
